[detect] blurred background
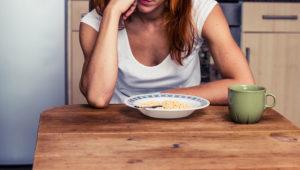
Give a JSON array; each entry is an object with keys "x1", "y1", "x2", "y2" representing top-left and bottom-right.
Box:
[{"x1": 1, "y1": 0, "x2": 300, "y2": 169}]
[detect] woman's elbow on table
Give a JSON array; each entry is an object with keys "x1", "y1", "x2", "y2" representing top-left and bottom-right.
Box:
[
  {"x1": 86, "y1": 93, "x2": 111, "y2": 108},
  {"x1": 79, "y1": 80, "x2": 111, "y2": 108}
]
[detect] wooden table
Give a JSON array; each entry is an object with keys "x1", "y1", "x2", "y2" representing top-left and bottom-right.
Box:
[{"x1": 33, "y1": 105, "x2": 300, "y2": 169}]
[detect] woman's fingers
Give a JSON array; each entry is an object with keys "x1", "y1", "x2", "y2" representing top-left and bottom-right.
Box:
[
  {"x1": 107, "y1": 0, "x2": 136, "y2": 15},
  {"x1": 123, "y1": 0, "x2": 137, "y2": 20},
  {"x1": 123, "y1": 1, "x2": 137, "y2": 20}
]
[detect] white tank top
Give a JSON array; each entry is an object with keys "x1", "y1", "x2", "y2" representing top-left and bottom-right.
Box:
[{"x1": 81, "y1": 0, "x2": 217, "y2": 104}]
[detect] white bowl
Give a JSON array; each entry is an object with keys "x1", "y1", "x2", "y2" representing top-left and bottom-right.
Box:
[{"x1": 124, "y1": 93, "x2": 210, "y2": 119}]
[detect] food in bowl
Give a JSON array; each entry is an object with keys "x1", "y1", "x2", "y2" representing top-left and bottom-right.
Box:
[
  {"x1": 124, "y1": 93, "x2": 210, "y2": 119},
  {"x1": 139, "y1": 100, "x2": 192, "y2": 109}
]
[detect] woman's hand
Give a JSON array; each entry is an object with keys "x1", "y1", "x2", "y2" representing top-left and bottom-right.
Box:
[{"x1": 106, "y1": 0, "x2": 137, "y2": 20}]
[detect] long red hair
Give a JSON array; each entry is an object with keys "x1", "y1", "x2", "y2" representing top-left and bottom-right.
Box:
[{"x1": 93, "y1": 0, "x2": 198, "y2": 65}]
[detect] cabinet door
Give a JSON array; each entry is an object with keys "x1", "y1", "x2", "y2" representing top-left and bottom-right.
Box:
[
  {"x1": 71, "y1": 1, "x2": 89, "y2": 31},
  {"x1": 68, "y1": 1, "x2": 89, "y2": 104},
  {"x1": 71, "y1": 32, "x2": 87, "y2": 104},
  {"x1": 243, "y1": 2, "x2": 300, "y2": 32},
  {"x1": 242, "y1": 33, "x2": 300, "y2": 127}
]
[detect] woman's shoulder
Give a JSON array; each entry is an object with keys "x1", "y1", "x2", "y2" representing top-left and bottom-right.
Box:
[
  {"x1": 80, "y1": 9, "x2": 102, "y2": 32},
  {"x1": 192, "y1": 0, "x2": 218, "y2": 38},
  {"x1": 192, "y1": 0, "x2": 218, "y2": 16},
  {"x1": 192, "y1": 0, "x2": 218, "y2": 8}
]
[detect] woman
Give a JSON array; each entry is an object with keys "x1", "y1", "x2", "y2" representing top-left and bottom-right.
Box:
[{"x1": 79, "y1": 0, "x2": 255, "y2": 108}]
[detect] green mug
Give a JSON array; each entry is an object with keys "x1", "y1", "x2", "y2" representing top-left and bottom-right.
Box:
[{"x1": 228, "y1": 85, "x2": 276, "y2": 124}]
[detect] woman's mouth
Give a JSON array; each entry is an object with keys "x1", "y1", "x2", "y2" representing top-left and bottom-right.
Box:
[{"x1": 138, "y1": 0, "x2": 152, "y2": 5}]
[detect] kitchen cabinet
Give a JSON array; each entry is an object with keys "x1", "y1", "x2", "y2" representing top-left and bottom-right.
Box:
[
  {"x1": 242, "y1": 2, "x2": 300, "y2": 127},
  {"x1": 68, "y1": 0, "x2": 89, "y2": 104}
]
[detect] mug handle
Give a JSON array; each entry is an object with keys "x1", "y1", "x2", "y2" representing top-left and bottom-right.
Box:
[{"x1": 265, "y1": 92, "x2": 276, "y2": 109}]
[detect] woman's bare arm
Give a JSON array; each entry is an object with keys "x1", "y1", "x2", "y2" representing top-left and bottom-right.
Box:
[
  {"x1": 79, "y1": 1, "x2": 137, "y2": 108},
  {"x1": 164, "y1": 5, "x2": 255, "y2": 105}
]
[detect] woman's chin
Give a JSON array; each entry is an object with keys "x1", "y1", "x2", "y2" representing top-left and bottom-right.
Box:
[{"x1": 136, "y1": 5, "x2": 154, "y2": 14}]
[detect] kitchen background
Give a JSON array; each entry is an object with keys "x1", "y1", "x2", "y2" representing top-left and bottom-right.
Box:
[{"x1": 1, "y1": 0, "x2": 300, "y2": 169}]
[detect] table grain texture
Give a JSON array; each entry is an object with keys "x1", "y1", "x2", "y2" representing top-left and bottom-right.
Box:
[{"x1": 33, "y1": 104, "x2": 300, "y2": 169}]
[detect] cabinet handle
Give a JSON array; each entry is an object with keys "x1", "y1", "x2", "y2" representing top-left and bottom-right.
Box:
[
  {"x1": 262, "y1": 15, "x2": 298, "y2": 20},
  {"x1": 246, "y1": 47, "x2": 250, "y2": 62}
]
